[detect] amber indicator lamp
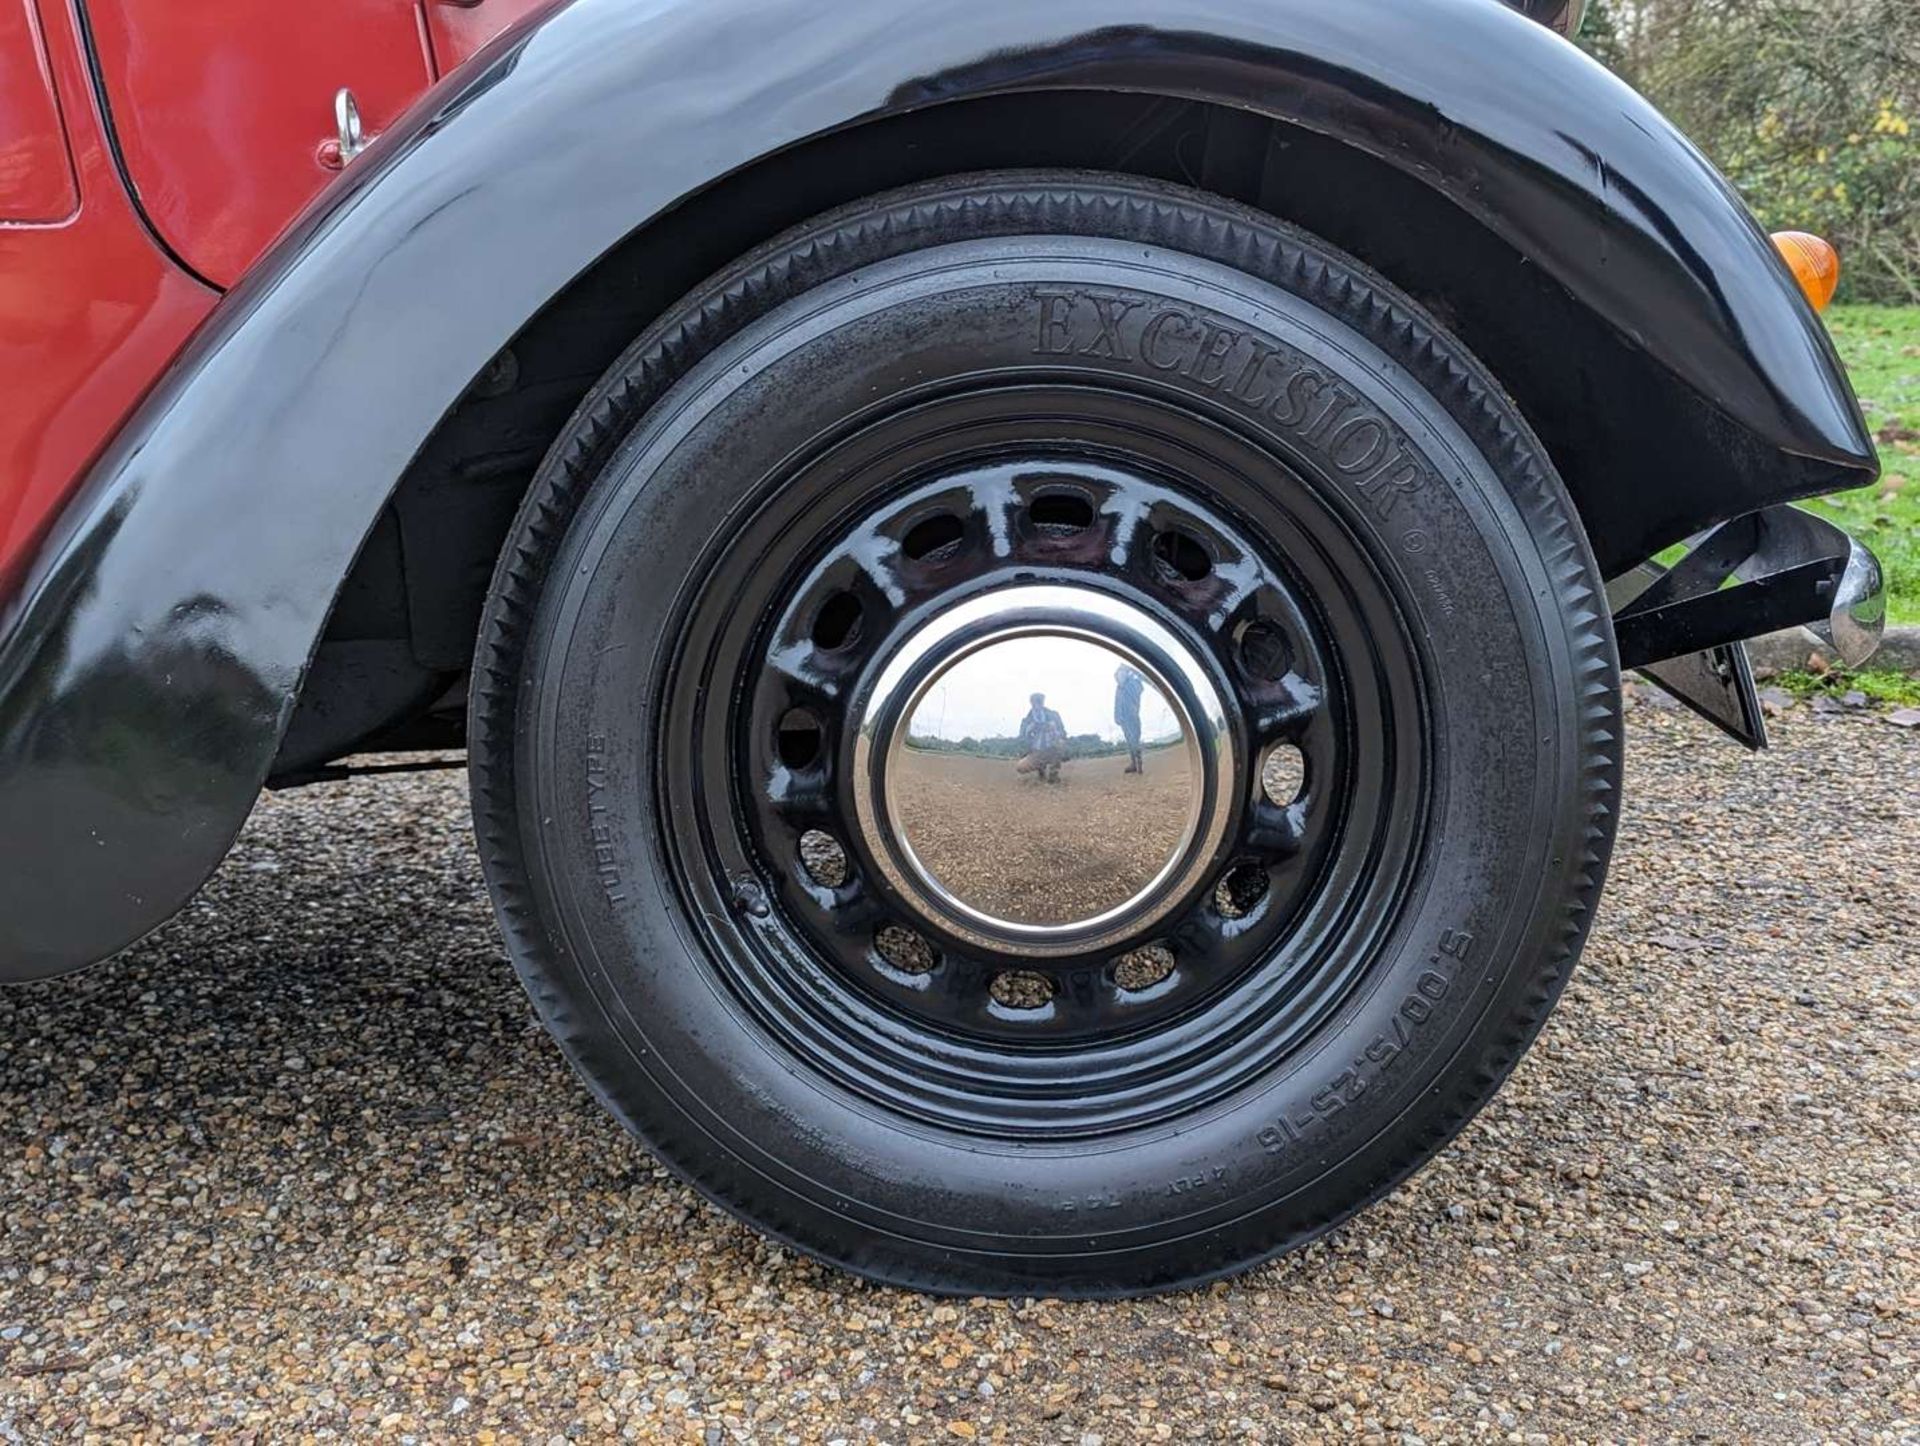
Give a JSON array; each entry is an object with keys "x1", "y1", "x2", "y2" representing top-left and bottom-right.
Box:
[{"x1": 1772, "y1": 231, "x2": 1841, "y2": 312}]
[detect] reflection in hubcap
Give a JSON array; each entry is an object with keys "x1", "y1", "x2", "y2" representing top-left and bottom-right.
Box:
[{"x1": 853, "y1": 587, "x2": 1233, "y2": 955}]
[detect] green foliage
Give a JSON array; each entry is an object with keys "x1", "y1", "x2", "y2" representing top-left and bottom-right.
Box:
[
  {"x1": 1648, "y1": 306, "x2": 1918, "y2": 625},
  {"x1": 1809, "y1": 304, "x2": 1920, "y2": 623},
  {"x1": 1582, "y1": 0, "x2": 1919, "y2": 303},
  {"x1": 1774, "y1": 667, "x2": 1920, "y2": 705}
]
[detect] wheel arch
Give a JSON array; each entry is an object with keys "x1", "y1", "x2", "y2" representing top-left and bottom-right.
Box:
[
  {"x1": 313, "y1": 83, "x2": 1867, "y2": 778},
  {"x1": 0, "y1": 0, "x2": 1875, "y2": 979}
]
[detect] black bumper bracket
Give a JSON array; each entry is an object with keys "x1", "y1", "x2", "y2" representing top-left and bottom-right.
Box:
[{"x1": 1606, "y1": 504, "x2": 1884, "y2": 751}]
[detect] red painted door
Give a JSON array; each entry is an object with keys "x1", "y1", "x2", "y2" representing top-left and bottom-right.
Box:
[
  {"x1": 0, "y1": 0, "x2": 78, "y2": 219},
  {"x1": 0, "y1": 0, "x2": 215, "y2": 596},
  {"x1": 81, "y1": 0, "x2": 436, "y2": 286}
]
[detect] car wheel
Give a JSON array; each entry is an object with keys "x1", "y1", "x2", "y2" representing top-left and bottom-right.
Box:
[{"x1": 469, "y1": 171, "x2": 1621, "y2": 1297}]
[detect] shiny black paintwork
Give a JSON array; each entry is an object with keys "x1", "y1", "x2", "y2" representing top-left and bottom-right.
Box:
[{"x1": 0, "y1": 0, "x2": 1878, "y2": 980}]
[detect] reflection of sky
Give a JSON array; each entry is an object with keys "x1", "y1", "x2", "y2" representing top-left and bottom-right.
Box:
[{"x1": 908, "y1": 636, "x2": 1180, "y2": 744}]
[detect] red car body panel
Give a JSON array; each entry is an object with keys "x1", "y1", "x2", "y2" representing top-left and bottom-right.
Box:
[
  {"x1": 0, "y1": 0, "x2": 545, "y2": 595},
  {"x1": 0, "y1": 0, "x2": 214, "y2": 591},
  {"x1": 81, "y1": 0, "x2": 557, "y2": 286},
  {"x1": 0, "y1": 0, "x2": 78, "y2": 220},
  {"x1": 82, "y1": 0, "x2": 436, "y2": 286},
  {"x1": 423, "y1": 0, "x2": 549, "y2": 71}
]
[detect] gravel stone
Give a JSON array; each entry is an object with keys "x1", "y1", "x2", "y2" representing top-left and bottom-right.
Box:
[
  {"x1": 798, "y1": 830, "x2": 850, "y2": 890},
  {"x1": 1112, "y1": 944, "x2": 1176, "y2": 992},
  {"x1": 2, "y1": 708, "x2": 1915, "y2": 1440},
  {"x1": 873, "y1": 923, "x2": 935, "y2": 975},
  {"x1": 988, "y1": 971, "x2": 1053, "y2": 1010}
]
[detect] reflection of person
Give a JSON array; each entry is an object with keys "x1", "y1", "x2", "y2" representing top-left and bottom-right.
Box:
[
  {"x1": 1015, "y1": 691, "x2": 1067, "y2": 784},
  {"x1": 1114, "y1": 664, "x2": 1146, "y2": 774}
]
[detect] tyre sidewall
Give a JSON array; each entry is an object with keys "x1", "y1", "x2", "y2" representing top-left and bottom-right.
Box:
[{"x1": 501, "y1": 217, "x2": 1608, "y2": 1292}]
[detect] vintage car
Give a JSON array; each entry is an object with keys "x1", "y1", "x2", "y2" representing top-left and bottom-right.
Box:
[{"x1": 0, "y1": 0, "x2": 1884, "y2": 1295}]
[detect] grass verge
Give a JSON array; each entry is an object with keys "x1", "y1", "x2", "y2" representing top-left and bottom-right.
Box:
[
  {"x1": 1813, "y1": 305, "x2": 1918, "y2": 625},
  {"x1": 1772, "y1": 666, "x2": 1920, "y2": 707}
]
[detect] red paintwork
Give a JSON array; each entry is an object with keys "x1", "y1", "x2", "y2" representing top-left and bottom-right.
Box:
[
  {"x1": 0, "y1": 0, "x2": 542, "y2": 598},
  {"x1": 0, "y1": 0, "x2": 213, "y2": 589},
  {"x1": 83, "y1": 0, "x2": 435, "y2": 286},
  {"x1": 79, "y1": 0, "x2": 556, "y2": 287},
  {"x1": 423, "y1": 0, "x2": 551, "y2": 71},
  {"x1": 0, "y1": 0, "x2": 77, "y2": 220}
]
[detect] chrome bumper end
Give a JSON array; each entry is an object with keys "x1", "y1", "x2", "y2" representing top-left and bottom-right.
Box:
[{"x1": 1814, "y1": 536, "x2": 1885, "y2": 668}]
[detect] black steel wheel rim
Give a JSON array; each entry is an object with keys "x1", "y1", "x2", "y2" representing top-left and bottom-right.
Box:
[{"x1": 656, "y1": 377, "x2": 1431, "y2": 1139}]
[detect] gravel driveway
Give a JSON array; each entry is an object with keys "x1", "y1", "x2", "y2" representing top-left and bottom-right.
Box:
[{"x1": 3, "y1": 700, "x2": 1915, "y2": 1442}]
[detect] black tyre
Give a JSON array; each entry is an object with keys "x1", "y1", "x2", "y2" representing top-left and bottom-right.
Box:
[{"x1": 470, "y1": 172, "x2": 1620, "y2": 1297}]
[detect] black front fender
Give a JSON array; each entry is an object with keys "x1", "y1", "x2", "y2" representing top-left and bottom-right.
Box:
[{"x1": 0, "y1": 0, "x2": 1876, "y2": 979}]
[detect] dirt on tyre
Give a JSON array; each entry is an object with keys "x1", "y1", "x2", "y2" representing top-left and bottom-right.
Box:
[{"x1": 469, "y1": 170, "x2": 1621, "y2": 1297}]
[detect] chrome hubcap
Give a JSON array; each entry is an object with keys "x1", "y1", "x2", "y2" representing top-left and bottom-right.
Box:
[{"x1": 853, "y1": 586, "x2": 1234, "y2": 956}]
